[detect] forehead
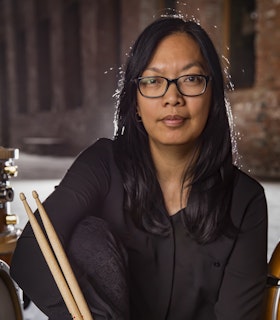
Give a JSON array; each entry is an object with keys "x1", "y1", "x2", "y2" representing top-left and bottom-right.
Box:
[{"x1": 146, "y1": 32, "x2": 206, "y2": 71}]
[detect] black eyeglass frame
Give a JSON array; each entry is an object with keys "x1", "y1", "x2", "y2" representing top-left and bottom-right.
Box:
[{"x1": 135, "y1": 74, "x2": 211, "y2": 98}]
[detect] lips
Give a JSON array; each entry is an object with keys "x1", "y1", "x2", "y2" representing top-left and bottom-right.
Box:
[{"x1": 162, "y1": 115, "x2": 187, "y2": 127}]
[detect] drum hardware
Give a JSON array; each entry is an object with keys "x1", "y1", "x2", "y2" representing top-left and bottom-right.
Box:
[
  {"x1": 0, "y1": 147, "x2": 21, "y2": 265},
  {"x1": 264, "y1": 241, "x2": 280, "y2": 319},
  {"x1": 0, "y1": 259, "x2": 23, "y2": 320}
]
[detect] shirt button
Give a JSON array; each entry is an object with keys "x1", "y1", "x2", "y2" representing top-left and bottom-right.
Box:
[{"x1": 213, "y1": 261, "x2": 221, "y2": 267}]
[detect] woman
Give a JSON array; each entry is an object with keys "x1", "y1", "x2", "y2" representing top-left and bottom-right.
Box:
[{"x1": 11, "y1": 16, "x2": 267, "y2": 320}]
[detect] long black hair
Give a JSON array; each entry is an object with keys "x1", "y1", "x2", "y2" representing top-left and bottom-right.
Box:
[{"x1": 113, "y1": 16, "x2": 236, "y2": 243}]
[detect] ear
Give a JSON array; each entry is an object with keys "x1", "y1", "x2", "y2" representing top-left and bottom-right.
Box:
[{"x1": 136, "y1": 106, "x2": 141, "y2": 117}]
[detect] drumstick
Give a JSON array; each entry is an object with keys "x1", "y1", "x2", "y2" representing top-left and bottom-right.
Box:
[
  {"x1": 19, "y1": 193, "x2": 90, "y2": 320},
  {"x1": 31, "y1": 191, "x2": 93, "y2": 320}
]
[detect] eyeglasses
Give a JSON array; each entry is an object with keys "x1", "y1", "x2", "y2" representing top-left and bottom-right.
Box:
[{"x1": 135, "y1": 74, "x2": 210, "y2": 98}]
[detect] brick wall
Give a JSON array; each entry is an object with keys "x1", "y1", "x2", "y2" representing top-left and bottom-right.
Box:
[
  {"x1": 229, "y1": 0, "x2": 280, "y2": 179},
  {"x1": 0, "y1": 0, "x2": 279, "y2": 178},
  {"x1": 178, "y1": 0, "x2": 280, "y2": 179}
]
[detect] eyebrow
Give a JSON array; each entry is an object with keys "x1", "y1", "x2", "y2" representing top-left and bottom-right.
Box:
[{"x1": 145, "y1": 62, "x2": 206, "y2": 73}]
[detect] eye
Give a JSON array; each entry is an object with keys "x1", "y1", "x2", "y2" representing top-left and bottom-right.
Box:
[
  {"x1": 139, "y1": 77, "x2": 163, "y2": 86},
  {"x1": 184, "y1": 75, "x2": 204, "y2": 84}
]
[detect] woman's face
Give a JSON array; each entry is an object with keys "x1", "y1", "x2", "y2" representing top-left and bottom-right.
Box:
[{"x1": 136, "y1": 32, "x2": 212, "y2": 153}]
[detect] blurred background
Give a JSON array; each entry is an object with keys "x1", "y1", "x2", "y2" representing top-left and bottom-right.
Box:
[
  {"x1": 0, "y1": 1, "x2": 279, "y2": 319},
  {"x1": 0, "y1": 0, "x2": 279, "y2": 179}
]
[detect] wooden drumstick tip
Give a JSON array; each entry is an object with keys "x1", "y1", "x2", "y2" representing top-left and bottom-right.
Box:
[
  {"x1": 19, "y1": 192, "x2": 26, "y2": 201},
  {"x1": 32, "y1": 190, "x2": 39, "y2": 199}
]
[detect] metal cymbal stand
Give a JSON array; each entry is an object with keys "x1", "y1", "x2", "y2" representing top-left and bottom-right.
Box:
[{"x1": 0, "y1": 147, "x2": 21, "y2": 265}]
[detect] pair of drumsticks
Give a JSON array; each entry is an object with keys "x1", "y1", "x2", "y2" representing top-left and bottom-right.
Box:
[{"x1": 20, "y1": 191, "x2": 93, "y2": 320}]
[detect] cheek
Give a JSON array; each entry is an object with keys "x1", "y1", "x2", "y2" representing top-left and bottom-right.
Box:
[
  {"x1": 138, "y1": 110, "x2": 154, "y2": 131},
  {"x1": 136, "y1": 104, "x2": 156, "y2": 135},
  {"x1": 200, "y1": 92, "x2": 211, "y2": 121},
  {"x1": 136, "y1": 95, "x2": 154, "y2": 120},
  {"x1": 193, "y1": 98, "x2": 211, "y2": 131},
  {"x1": 201, "y1": 103, "x2": 211, "y2": 122}
]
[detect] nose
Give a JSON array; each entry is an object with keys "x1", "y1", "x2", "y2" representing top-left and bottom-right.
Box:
[{"x1": 163, "y1": 82, "x2": 184, "y2": 107}]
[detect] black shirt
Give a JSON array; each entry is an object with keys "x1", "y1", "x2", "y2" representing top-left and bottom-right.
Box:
[{"x1": 11, "y1": 138, "x2": 267, "y2": 319}]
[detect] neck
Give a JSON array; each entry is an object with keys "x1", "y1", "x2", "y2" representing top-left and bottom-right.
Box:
[
  {"x1": 149, "y1": 141, "x2": 196, "y2": 182},
  {"x1": 149, "y1": 141, "x2": 196, "y2": 215}
]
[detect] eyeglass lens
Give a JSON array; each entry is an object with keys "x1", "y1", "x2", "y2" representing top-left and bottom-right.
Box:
[{"x1": 138, "y1": 75, "x2": 207, "y2": 98}]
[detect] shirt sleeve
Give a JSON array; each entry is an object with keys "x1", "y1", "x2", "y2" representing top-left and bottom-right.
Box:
[
  {"x1": 10, "y1": 139, "x2": 111, "y2": 319},
  {"x1": 215, "y1": 181, "x2": 268, "y2": 319}
]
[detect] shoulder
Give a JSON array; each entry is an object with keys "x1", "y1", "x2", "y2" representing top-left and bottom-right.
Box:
[
  {"x1": 233, "y1": 166, "x2": 264, "y2": 195},
  {"x1": 79, "y1": 138, "x2": 113, "y2": 156},
  {"x1": 60, "y1": 138, "x2": 119, "y2": 194},
  {"x1": 74, "y1": 138, "x2": 114, "y2": 165},
  {"x1": 64, "y1": 138, "x2": 116, "y2": 181},
  {"x1": 231, "y1": 166, "x2": 267, "y2": 227}
]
